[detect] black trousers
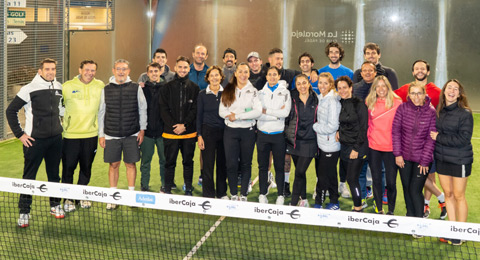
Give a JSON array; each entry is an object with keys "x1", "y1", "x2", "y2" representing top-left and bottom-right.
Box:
[
  {"x1": 399, "y1": 160, "x2": 429, "y2": 218},
  {"x1": 291, "y1": 155, "x2": 313, "y2": 206},
  {"x1": 340, "y1": 157, "x2": 364, "y2": 207},
  {"x1": 62, "y1": 136, "x2": 98, "y2": 186},
  {"x1": 201, "y1": 125, "x2": 227, "y2": 198},
  {"x1": 256, "y1": 132, "x2": 285, "y2": 196},
  {"x1": 164, "y1": 137, "x2": 196, "y2": 193},
  {"x1": 19, "y1": 134, "x2": 62, "y2": 214},
  {"x1": 224, "y1": 126, "x2": 256, "y2": 196},
  {"x1": 368, "y1": 149, "x2": 397, "y2": 213},
  {"x1": 315, "y1": 150, "x2": 340, "y2": 205}
]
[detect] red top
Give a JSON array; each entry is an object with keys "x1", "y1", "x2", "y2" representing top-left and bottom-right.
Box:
[{"x1": 394, "y1": 82, "x2": 441, "y2": 108}]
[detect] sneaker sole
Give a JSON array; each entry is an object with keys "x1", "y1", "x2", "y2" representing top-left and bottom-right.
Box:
[{"x1": 18, "y1": 224, "x2": 29, "y2": 228}]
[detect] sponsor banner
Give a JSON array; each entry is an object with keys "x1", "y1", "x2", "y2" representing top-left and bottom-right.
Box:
[{"x1": 1, "y1": 176, "x2": 479, "y2": 242}]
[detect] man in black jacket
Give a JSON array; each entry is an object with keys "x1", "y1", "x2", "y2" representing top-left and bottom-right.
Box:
[
  {"x1": 140, "y1": 63, "x2": 166, "y2": 192},
  {"x1": 159, "y1": 56, "x2": 200, "y2": 195},
  {"x1": 6, "y1": 58, "x2": 65, "y2": 227}
]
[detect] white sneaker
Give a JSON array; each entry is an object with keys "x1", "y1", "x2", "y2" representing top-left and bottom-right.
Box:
[
  {"x1": 106, "y1": 203, "x2": 117, "y2": 210},
  {"x1": 17, "y1": 213, "x2": 30, "y2": 228},
  {"x1": 276, "y1": 195, "x2": 285, "y2": 205},
  {"x1": 339, "y1": 183, "x2": 351, "y2": 198},
  {"x1": 220, "y1": 196, "x2": 230, "y2": 200},
  {"x1": 339, "y1": 182, "x2": 345, "y2": 193},
  {"x1": 298, "y1": 199, "x2": 309, "y2": 207},
  {"x1": 240, "y1": 196, "x2": 248, "y2": 202},
  {"x1": 268, "y1": 171, "x2": 277, "y2": 189},
  {"x1": 312, "y1": 190, "x2": 317, "y2": 200},
  {"x1": 80, "y1": 200, "x2": 92, "y2": 209},
  {"x1": 230, "y1": 195, "x2": 239, "y2": 201},
  {"x1": 258, "y1": 194, "x2": 268, "y2": 204},
  {"x1": 50, "y1": 205, "x2": 65, "y2": 219},
  {"x1": 248, "y1": 180, "x2": 253, "y2": 194},
  {"x1": 64, "y1": 200, "x2": 76, "y2": 213}
]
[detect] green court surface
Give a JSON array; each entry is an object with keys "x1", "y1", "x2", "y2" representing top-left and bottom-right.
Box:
[{"x1": 0, "y1": 114, "x2": 479, "y2": 259}]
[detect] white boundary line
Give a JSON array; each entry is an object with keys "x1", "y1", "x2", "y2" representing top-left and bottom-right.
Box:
[{"x1": 183, "y1": 216, "x2": 226, "y2": 260}]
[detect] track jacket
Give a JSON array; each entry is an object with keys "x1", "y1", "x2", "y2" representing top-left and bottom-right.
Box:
[
  {"x1": 256, "y1": 80, "x2": 291, "y2": 133},
  {"x1": 219, "y1": 81, "x2": 262, "y2": 128}
]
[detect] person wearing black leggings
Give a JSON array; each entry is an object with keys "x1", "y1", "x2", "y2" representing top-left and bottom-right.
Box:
[
  {"x1": 392, "y1": 82, "x2": 436, "y2": 220},
  {"x1": 219, "y1": 63, "x2": 262, "y2": 201},
  {"x1": 285, "y1": 74, "x2": 318, "y2": 207},
  {"x1": 336, "y1": 76, "x2": 368, "y2": 212}
]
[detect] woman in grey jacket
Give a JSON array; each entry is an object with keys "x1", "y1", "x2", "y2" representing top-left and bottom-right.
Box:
[{"x1": 312, "y1": 73, "x2": 341, "y2": 210}]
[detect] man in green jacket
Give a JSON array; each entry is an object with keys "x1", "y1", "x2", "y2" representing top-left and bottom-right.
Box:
[{"x1": 62, "y1": 60, "x2": 104, "y2": 212}]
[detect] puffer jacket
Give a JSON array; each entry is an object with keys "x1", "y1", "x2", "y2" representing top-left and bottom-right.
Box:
[
  {"x1": 338, "y1": 95, "x2": 368, "y2": 152},
  {"x1": 312, "y1": 90, "x2": 341, "y2": 152},
  {"x1": 434, "y1": 102, "x2": 474, "y2": 165},
  {"x1": 257, "y1": 80, "x2": 291, "y2": 133},
  {"x1": 392, "y1": 96, "x2": 436, "y2": 166}
]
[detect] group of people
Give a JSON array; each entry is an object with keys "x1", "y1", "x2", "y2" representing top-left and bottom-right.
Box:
[{"x1": 6, "y1": 42, "x2": 474, "y2": 246}]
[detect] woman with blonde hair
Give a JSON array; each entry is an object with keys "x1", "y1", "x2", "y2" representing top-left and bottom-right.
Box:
[
  {"x1": 312, "y1": 72, "x2": 341, "y2": 209},
  {"x1": 365, "y1": 76, "x2": 402, "y2": 214},
  {"x1": 430, "y1": 79, "x2": 473, "y2": 246}
]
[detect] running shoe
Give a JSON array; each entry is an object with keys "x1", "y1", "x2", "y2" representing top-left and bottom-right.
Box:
[
  {"x1": 366, "y1": 186, "x2": 373, "y2": 199},
  {"x1": 382, "y1": 188, "x2": 388, "y2": 204},
  {"x1": 64, "y1": 200, "x2": 76, "y2": 213},
  {"x1": 312, "y1": 190, "x2": 316, "y2": 200},
  {"x1": 313, "y1": 204, "x2": 322, "y2": 209},
  {"x1": 240, "y1": 196, "x2": 248, "y2": 202},
  {"x1": 412, "y1": 234, "x2": 423, "y2": 239},
  {"x1": 17, "y1": 213, "x2": 30, "y2": 228},
  {"x1": 423, "y1": 204, "x2": 430, "y2": 218},
  {"x1": 326, "y1": 203, "x2": 340, "y2": 211},
  {"x1": 439, "y1": 237, "x2": 449, "y2": 244},
  {"x1": 50, "y1": 205, "x2": 65, "y2": 219},
  {"x1": 185, "y1": 190, "x2": 193, "y2": 196},
  {"x1": 448, "y1": 239, "x2": 463, "y2": 246},
  {"x1": 276, "y1": 195, "x2": 284, "y2": 205},
  {"x1": 339, "y1": 183, "x2": 351, "y2": 198},
  {"x1": 247, "y1": 180, "x2": 253, "y2": 194},
  {"x1": 439, "y1": 202, "x2": 447, "y2": 220},
  {"x1": 284, "y1": 182, "x2": 291, "y2": 197},
  {"x1": 361, "y1": 199, "x2": 368, "y2": 209},
  {"x1": 106, "y1": 203, "x2": 117, "y2": 210},
  {"x1": 298, "y1": 199, "x2": 309, "y2": 207},
  {"x1": 267, "y1": 171, "x2": 277, "y2": 189},
  {"x1": 220, "y1": 196, "x2": 230, "y2": 200},
  {"x1": 230, "y1": 195, "x2": 239, "y2": 201},
  {"x1": 258, "y1": 194, "x2": 268, "y2": 204}
]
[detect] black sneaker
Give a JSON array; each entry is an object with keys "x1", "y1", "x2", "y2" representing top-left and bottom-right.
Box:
[
  {"x1": 185, "y1": 190, "x2": 193, "y2": 196},
  {"x1": 284, "y1": 182, "x2": 291, "y2": 197},
  {"x1": 141, "y1": 187, "x2": 150, "y2": 192},
  {"x1": 172, "y1": 183, "x2": 178, "y2": 190},
  {"x1": 448, "y1": 239, "x2": 463, "y2": 246},
  {"x1": 439, "y1": 202, "x2": 447, "y2": 220}
]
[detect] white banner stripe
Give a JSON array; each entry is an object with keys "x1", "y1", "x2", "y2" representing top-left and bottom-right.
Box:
[{"x1": 1, "y1": 177, "x2": 479, "y2": 242}]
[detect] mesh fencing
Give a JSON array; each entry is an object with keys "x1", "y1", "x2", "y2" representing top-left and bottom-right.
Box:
[{"x1": 1, "y1": 177, "x2": 479, "y2": 260}]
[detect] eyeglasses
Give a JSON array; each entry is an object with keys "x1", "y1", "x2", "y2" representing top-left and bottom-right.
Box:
[{"x1": 409, "y1": 92, "x2": 425, "y2": 97}]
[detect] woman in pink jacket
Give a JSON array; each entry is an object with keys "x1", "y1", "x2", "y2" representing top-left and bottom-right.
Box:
[{"x1": 365, "y1": 76, "x2": 402, "y2": 215}]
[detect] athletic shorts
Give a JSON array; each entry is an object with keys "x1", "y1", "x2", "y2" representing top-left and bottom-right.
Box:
[
  {"x1": 428, "y1": 160, "x2": 437, "y2": 174},
  {"x1": 436, "y1": 160, "x2": 471, "y2": 178},
  {"x1": 104, "y1": 136, "x2": 140, "y2": 163}
]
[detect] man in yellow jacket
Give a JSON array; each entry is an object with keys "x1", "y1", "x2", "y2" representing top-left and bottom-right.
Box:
[{"x1": 62, "y1": 60, "x2": 104, "y2": 212}]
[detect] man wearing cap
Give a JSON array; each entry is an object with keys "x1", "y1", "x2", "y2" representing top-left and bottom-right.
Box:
[
  {"x1": 221, "y1": 48, "x2": 237, "y2": 87},
  {"x1": 247, "y1": 51, "x2": 267, "y2": 91}
]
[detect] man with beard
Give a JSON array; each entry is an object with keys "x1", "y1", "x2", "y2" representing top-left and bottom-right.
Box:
[
  {"x1": 189, "y1": 44, "x2": 209, "y2": 90},
  {"x1": 221, "y1": 48, "x2": 237, "y2": 87},
  {"x1": 138, "y1": 48, "x2": 175, "y2": 87},
  {"x1": 394, "y1": 59, "x2": 441, "y2": 107},
  {"x1": 247, "y1": 51, "x2": 267, "y2": 90},
  {"x1": 293, "y1": 52, "x2": 320, "y2": 94},
  {"x1": 353, "y1": 42, "x2": 399, "y2": 90},
  {"x1": 394, "y1": 60, "x2": 445, "y2": 219},
  {"x1": 318, "y1": 42, "x2": 353, "y2": 80}
]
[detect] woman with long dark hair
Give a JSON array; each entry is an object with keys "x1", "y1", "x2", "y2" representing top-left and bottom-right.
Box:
[
  {"x1": 197, "y1": 66, "x2": 227, "y2": 199},
  {"x1": 431, "y1": 79, "x2": 473, "y2": 246},
  {"x1": 335, "y1": 76, "x2": 368, "y2": 212},
  {"x1": 257, "y1": 66, "x2": 291, "y2": 205},
  {"x1": 285, "y1": 74, "x2": 318, "y2": 207},
  {"x1": 392, "y1": 82, "x2": 436, "y2": 225},
  {"x1": 219, "y1": 63, "x2": 261, "y2": 201},
  {"x1": 312, "y1": 72, "x2": 341, "y2": 210},
  {"x1": 365, "y1": 76, "x2": 402, "y2": 214}
]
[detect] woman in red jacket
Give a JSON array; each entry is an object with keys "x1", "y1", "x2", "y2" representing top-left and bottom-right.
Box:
[
  {"x1": 392, "y1": 82, "x2": 436, "y2": 223},
  {"x1": 365, "y1": 76, "x2": 402, "y2": 215}
]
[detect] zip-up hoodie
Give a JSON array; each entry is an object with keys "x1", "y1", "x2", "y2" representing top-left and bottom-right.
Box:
[
  {"x1": 313, "y1": 90, "x2": 341, "y2": 153},
  {"x1": 62, "y1": 76, "x2": 104, "y2": 138},
  {"x1": 219, "y1": 81, "x2": 262, "y2": 128},
  {"x1": 367, "y1": 97, "x2": 402, "y2": 152},
  {"x1": 6, "y1": 73, "x2": 63, "y2": 139},
  {"x1": 257, "y1": 80, "x2": 291, "y2": 133},
  {"x1": 392, "y1": 96, "x2": 436, "y2": 166}
]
